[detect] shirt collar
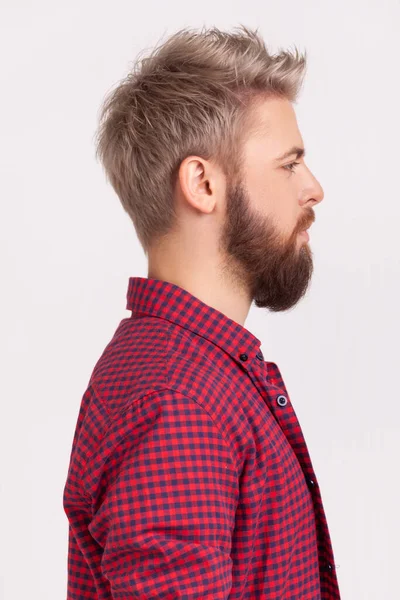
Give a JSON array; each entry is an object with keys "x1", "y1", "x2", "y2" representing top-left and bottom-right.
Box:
[{"x1": 126, "y1": 277, "x2": 263, "y2": 363}]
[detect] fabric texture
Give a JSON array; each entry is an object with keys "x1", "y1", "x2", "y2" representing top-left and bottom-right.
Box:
[{"x1": 63, "y1": 276, "x2": 341, "y2": 599}]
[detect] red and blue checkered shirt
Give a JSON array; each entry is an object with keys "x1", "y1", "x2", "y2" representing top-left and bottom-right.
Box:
[{"x1": 63, "y1": 276, "x2": 341, "y2": 599}]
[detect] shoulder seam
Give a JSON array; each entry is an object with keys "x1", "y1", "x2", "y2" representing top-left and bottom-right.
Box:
[
  {"x1": 166, "y1": 388, "x2": 239, "y2": 482},
  {"x1": 91, "y1": 385, "x2": 239, "y2": 482},
  {"x1": 90, "y1": 381, "x2": 111, "y2": 416}
]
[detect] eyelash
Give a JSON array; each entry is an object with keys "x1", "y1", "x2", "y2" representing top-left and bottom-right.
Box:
[{"x1": 283, "y1": 161, "x2": 300, "y2": 173}]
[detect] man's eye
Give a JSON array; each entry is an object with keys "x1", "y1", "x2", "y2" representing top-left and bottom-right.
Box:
[{"x1": 283, "y1": 161, "x2": 300, "y2": 173}]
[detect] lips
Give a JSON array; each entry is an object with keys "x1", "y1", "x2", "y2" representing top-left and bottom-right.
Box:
[{"x1": 298, "y1": 229, "x2": 310, "y2": 241}]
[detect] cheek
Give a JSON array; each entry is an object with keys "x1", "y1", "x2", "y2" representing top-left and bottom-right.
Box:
[
  {"x1": 247, "y1": 175, "x2": 296, "y2": 234},
  {"x1": 271, "y1": 202, "x2": 295, "y2": 237}
]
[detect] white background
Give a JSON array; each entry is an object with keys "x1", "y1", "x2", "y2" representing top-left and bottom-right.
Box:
[{"x1": 1, "y1": 1, "x2": 399, "y2": 598}]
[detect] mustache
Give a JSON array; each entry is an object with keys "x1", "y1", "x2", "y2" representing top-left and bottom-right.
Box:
[{"x1": 298, "y1": 211, "x2": 315, "y2": 233}]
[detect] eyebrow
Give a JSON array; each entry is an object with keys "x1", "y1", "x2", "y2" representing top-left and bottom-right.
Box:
[{"x1": 274, "y1": 146, "x2": 306, "y2": 162}]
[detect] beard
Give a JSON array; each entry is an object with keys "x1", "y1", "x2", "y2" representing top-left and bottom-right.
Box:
[{"x1": 218, "y1": 177, "x2": 315, "y2": 312}]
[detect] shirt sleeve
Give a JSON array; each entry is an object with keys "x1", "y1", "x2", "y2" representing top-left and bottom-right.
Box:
[
  {"x1": 66, "y1": 522, "x2": 99, "y2": 599},
  {"x1": 88, "y1": 388, "x2": 239, "y2": 599}
]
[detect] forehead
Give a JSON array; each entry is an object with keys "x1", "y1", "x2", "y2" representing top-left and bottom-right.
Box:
[{"x1": 245, "y1": 97, "x2": 303, "y2": 158}]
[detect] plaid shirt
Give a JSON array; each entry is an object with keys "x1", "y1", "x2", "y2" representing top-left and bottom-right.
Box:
[{"x1": 63, "y1": 276, "x2": 341, "y2": 599}]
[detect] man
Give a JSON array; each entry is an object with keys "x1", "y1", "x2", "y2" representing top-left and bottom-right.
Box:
[{"x1": 63, "y1": 25, "x2": 341, "y2": 599}]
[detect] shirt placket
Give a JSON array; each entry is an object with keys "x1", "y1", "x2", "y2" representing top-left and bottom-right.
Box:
[
  {"x1": 245, "y1": 354, "x2": 317, "y2": 487},
  {"x1": 239, "y1": 350, "x2": 340, "y2": 597}
]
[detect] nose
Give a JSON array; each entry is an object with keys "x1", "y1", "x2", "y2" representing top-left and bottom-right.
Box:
[
  {"x1": 303, "y1": 172, "x2": 324, "y2": 207},
  {"x1": 313, "y1": 179, "x2": 324, "y2": 204}
]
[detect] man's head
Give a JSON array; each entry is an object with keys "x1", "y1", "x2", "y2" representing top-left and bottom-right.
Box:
[{"x1": 95, "y1": 25, "x2": 324, "y2": 313}]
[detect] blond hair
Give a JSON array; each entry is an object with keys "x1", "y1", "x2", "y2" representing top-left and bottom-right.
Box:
[{"x1": 94, "y1": 25, "x2": 307, "y2": 253}]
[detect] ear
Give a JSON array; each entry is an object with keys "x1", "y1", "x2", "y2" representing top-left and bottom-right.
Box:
[{"x1": 177, "y1": 156, "x2": 217, "y2": 215}]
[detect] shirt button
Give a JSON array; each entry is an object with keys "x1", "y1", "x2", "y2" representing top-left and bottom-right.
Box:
[
  {"x1": 277, "y1": 395, "x2": 288, "y2": 407},
  {"x1": 239, "y1": 353, "x2": 248, "y2": 361},
  {"x1": 256, "y1": 351, "x2": 264, "y2": 360},
  {"x1": 308, "y1": 478, "x2": 315, "y2": 488}
]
